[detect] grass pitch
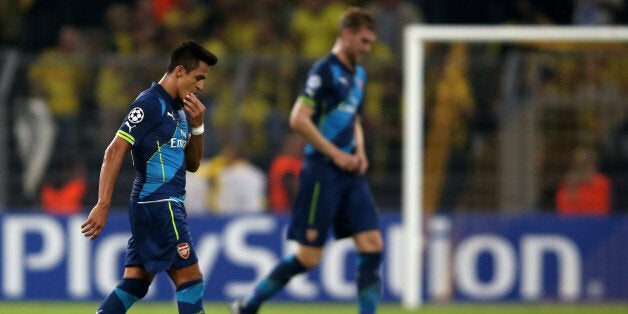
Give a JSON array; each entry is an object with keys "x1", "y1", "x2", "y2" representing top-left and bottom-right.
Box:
[{"x1": 0, "y1": 301, "x2": 625, "y2": 313}]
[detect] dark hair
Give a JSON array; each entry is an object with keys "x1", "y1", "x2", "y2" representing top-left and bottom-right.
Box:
[
  {"x1": 339, "y1": 7, "x2": 375, "y2": 33},
  {"x1": 167, "y1": 40, "x2": 218, "y2": 73}
]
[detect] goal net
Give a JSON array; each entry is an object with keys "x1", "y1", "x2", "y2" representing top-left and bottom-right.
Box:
[{"x1": 401, "y1": 25, "x2": 628, "y2": 308}]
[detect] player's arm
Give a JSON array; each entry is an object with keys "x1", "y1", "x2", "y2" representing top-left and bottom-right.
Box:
[
  {"x1": 354, "y1": 115, "x2": 369, "y2": 175},
  {"x1": 81, "y1": 136, "x2": 131, "y2": 240},
  {"x1": 289, "y1": 101, "x2": 359, "y2": 172},
  {"x1": 183, "y1": 93, "x2": 205, "y2": 172}
]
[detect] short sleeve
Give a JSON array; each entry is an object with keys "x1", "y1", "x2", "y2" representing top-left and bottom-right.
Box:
[
  {"x1": 116, "y1": 97, "x2": 162, "y2": 146},
  {"x1": 298, "y1": 63, "x2": 331, "y2": 110}
]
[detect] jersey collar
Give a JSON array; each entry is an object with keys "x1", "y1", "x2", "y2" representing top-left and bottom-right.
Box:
[{"x1": 152, "y1": 82, "x2": 183, "y2": 110}]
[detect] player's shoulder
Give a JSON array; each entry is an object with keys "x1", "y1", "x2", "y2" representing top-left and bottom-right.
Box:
[
  {"x1": 312, "y1": 53, "x2": 336, "y2": 69},
  {"x1": 128, "y1": 87, "x2": 165, "y2": 120},
  {"x1": 308, "y1": 54, "x2": 336, "y2": 79},
  {"x1": 131, "y1": 91, "x2": 152, "y2": 107}
]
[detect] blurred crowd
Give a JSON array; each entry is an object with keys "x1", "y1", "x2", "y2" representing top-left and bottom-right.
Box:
[
  {"x1": 0, "y1": 0, "x2": 627, "y2": 214},
  {"x1": 3, "y1": 1, "x2": 627, "y2": 54}
]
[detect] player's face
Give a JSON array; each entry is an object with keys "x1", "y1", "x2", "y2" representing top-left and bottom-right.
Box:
[
  {"x1": 175, "y1": 61, "x2": 210, "y2": 99},
  {"x1": 345, "y1": 27, "x2": 376, "y2": 66}
]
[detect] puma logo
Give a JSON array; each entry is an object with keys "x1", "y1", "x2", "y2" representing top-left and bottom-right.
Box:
[{"x1": 125, "y1": 121, "x2": 136, "y2": 132}]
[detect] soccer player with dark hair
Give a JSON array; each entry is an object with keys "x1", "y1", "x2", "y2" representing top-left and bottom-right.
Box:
[
  {"x1": 232, "y1": 7, "x2": 383, "y2": 314},
  {"x1": 81, "y1": 40, "x2": 217, "y2": 314}
]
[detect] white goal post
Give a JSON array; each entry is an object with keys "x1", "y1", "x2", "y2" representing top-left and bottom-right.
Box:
[{"x1": 401, "y1": 25, "x2": 628, "y2": 309}]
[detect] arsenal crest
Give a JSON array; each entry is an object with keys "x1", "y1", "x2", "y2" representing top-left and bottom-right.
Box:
[
  {"x1": 177, "y1": 242, "x2": 190, "y2": 259},
  {"x1": 306, "y1": 228, "x2": 318, "y2": 243}
]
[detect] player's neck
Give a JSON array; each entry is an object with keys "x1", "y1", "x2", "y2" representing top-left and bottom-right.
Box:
[
  {"x1": 158, "y1": 73, "x2": 178, "y2": 100},
  {"x1": 332, "y1": 44, "x2": 355, "y2": 71}
]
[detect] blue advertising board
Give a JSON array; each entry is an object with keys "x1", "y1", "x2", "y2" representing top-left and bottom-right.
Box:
[{"x1": 0, "y1": 212, "x2": 626, "y2": 302}]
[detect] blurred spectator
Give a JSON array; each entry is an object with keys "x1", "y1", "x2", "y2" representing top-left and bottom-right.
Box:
[
  {"x1": 198, "y1": 142, "x2": 267, "y2": 214},
  {"x1": 102, "y1": 3, "x2": 134, "y2": 55},
  {"x1": 289, "y1": 0, "x2": 347, "y2": 60},
  {"x1": 361, "y1": 41, "x2": 398, "y2": 184},
  {"x1": 184, "y1": 166, "x2": 210, "y2": 216},
  {"x1": 221, "y1": 0, "x2": 259, "y2": 55},
  {"x1": 241, "y1": 12, "x2": 300, "y2": 160},
  {"x1": 200, "y1": 3, "x2": 239, "y2": 149},
  {"x1": 206, "y1": 3, "x2": 260, "y2": 154},
  {"x1": 574, "y1": 52, "x2": 623, "y2": 148},
  {"x1": 13, "y1": 97, "x2": 56, "y2": 200},
  {"x1": 257, "y1": 0, "x2": 294, "y2": 39},
  {"x1": 215, "y1": 143, "x2": 267, "y2": 214},
  {"x1": 199, "y1": 24, "x2": 230, "y2": 156},
  {"x1": 131, "y1": 0, "x2": 163, "y2": 55},
  {"x1": 219, "y1": 156, "x2": 267, "y2": 214},
  {"x1": 161, "y1": 0, "x2": 210, "y2": 48},
  {"x1": 95, "y1": 56, "x2": 133, "y2": 148},
  {"x1": 196, "y1": 143, "x2": 235, "y2": 212},
  {"x1": 287, "y1": 0, "x2": 347, "y2": 116},
  {"x1": 28, "y1": 25, "x2": 88, "y2": 161},
  {"x1": 202, "y1": 23, "x2": 229, "y2": 62},
  {"x1": 423, "y1": 43, "x2": 475, "y2": 213},
  {"x1": 572, "y1": 0, "x2": 624, "y2": 25},
  {"x1": 40, "y1": 157, "x2": 88, "y2": 215},
  {"x1": 363, "y1": 2, "x2": 420, "y2": 188},
  {"x1": 555, "y1": 146, "x2": 611, "y2": 216},
  {"x1": 268, "y1": 132, "x2": 304, "y2": 214},
  {"x1": 366, "y1": 0, "x2": 424, "y2": 60}
]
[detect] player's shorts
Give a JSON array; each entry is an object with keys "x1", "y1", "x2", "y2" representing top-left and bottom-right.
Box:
[
  {"x1": 287, "y1": 158, "x2": 379, "y2": 247},
  {"x1": 125, "y1": 199, "x2": 198, "y2": 274}
]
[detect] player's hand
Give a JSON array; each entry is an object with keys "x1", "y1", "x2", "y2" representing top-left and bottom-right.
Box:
[
  {"x1": 356, "y1": 154, "x2": 369, "y2": 176},
  {"x1": 81, "y1": 204, "x2": 109, "y2": 241},
  {"x1": 183, "y1": 93, "x2": 206, "y2": 128},
  {"x1": 332, "y1": 151, "x2": 361, "y2": 173}
]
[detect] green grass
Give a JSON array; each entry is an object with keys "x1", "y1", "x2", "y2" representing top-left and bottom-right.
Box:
[{"x1": 0, "y1": 302, "x2": 626, "y2": 314}]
